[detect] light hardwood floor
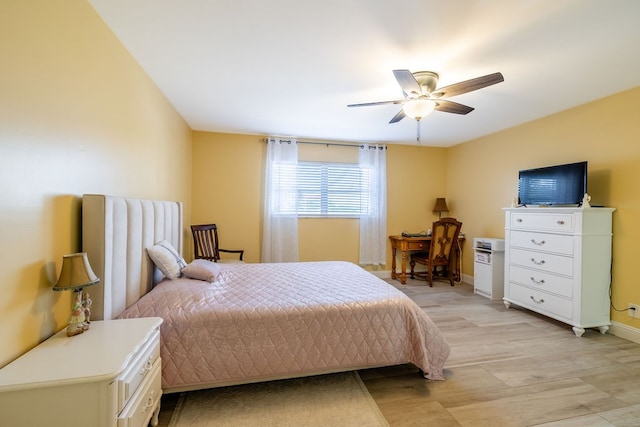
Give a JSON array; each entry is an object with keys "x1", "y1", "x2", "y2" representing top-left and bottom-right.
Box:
[{"x1": 156, "y1": 278, "x2": 640, "y2": 426}]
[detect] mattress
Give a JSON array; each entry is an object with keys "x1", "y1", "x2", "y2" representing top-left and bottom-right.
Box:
[{"x1": 119, "y1": 261, "x2": 450, "y2": 391}]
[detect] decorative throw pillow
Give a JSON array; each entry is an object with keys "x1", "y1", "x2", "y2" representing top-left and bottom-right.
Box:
[
  {"x1": 181, "y1": 259, "x2": 223, "y2": 282},
  {"x1": 147, "y1": 240, "x2": 187, "y2": 279}
]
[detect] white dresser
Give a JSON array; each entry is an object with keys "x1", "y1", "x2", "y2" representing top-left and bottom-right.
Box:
[
  {"x1": 503, "y1": 207, "x2": 614, "y2": 337},
  {"x1": 0, "y1": 317, "x2": 163, "y2": 427}
]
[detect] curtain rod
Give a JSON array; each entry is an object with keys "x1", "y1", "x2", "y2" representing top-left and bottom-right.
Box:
[{"x1": 264, "y1": 138, "x2": 386, "y2": 149}]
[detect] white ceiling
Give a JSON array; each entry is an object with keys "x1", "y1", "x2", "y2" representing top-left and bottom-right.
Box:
[{"x1": 89, "y1": 0, "x2": 640, "y2": 147}]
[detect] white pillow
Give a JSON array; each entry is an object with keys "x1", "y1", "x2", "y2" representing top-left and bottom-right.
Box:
[
  {"x1": 147, "y1": 240, "x2": 187, "y2": 279},
  {"x1": 181, "y1": 259, "x2": 223, "y2": 282}
]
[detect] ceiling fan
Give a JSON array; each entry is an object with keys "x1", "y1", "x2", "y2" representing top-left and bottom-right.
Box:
[{"x1": 348, "y1": 69, "x2": 504, "y2": 140}]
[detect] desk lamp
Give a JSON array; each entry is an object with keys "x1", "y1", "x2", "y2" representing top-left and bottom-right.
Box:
[
  {"x1": 433, "y1": 198, "x2": 449, "y2": 219},
  {"x1": 53, "y1": 252, "x2": 100, "y2": 337}
]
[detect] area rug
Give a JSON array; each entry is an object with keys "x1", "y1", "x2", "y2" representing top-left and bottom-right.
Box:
[{"x1": 168, "y1": 371, "x2": 389, "y2": 427}]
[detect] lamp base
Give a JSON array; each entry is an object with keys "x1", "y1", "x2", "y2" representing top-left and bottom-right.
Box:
[
  {"x1": 66, "y1": 322, "x2": 85, "y2": 337},
  {"x1": 66, "y1": 289, "x2": 87, "y2": 337}
]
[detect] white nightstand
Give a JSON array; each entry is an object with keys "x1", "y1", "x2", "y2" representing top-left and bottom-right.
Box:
[{"x1": 0, "y1": 317, "x2": 163, "y2": 427}]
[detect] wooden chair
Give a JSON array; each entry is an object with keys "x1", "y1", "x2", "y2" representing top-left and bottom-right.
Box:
[
  {"x1": 410, "y1": 218, "x2": 462, "y2": 286},
  {"x1": 191, "y1": 224, "x2": 244, "y2": 262}
]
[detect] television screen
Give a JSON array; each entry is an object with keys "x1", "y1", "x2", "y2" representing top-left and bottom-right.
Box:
[{"x1": 518, "y1": 161, "x2": 587, "y2": 206}]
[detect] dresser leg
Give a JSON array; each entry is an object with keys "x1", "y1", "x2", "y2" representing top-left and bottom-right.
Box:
[
  {"x1": 572, "y1": 327, "x2": 585, "y2": 337},
  {"x1": 503, "y1": 300, "x2": 511, "y2": 309},
  {"x1": 598, "y1": 325, "x2": 609, "y2": 335},
  {"x1": 150, "y1": 401, "x2": 161, "y2": 426}
]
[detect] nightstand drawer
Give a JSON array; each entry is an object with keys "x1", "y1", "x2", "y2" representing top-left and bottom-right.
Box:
[
  {"x1": 511, "y1": 213, "x2": 574, "y2": 232},
  {"x1": 510, "y1": 231, "x2": 574, "y2": 255},
  {"x1": 509, "y1": 265, "x2": 573, "y2": 298},
  {"x1": 510, "y1": 248, "x2": 573, "y2": 276},
  {"x1": 509, "y1": 283, "x2": 572, "y2": 320},
  {"x1": 117, "y1": 358, "x2": 162, "y2": 427},
  {"x1": 117, "y1": 329, "x2": 160, "y2": 412}
]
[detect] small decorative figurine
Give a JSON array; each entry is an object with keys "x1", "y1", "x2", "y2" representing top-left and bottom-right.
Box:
[
  {"x1": 67, "y1": 291, "x2": 86, "y2": 337},
  {"x1": 582, "y1": 193, "x2": 591, "y2": 208},
  {"x1": 82, "y1": 290, "x2": 93, "y2": 331}
]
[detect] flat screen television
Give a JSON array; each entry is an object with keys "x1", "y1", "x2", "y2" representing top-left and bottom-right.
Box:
[{"x1": 518, "y1": 161, "x2": 587, "y2": 206}]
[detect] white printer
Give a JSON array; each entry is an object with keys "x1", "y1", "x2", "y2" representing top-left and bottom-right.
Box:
[{"x1": 473, "y1": 237, "x2": 505, "y2": 252}]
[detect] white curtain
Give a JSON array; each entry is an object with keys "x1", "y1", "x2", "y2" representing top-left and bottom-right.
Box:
[
  {"x1": 262, "y1": 138, "x2": 299, "y2": 262},
  {"x1": 359, "y1": 145, "x2": 387, "y2": 266}
]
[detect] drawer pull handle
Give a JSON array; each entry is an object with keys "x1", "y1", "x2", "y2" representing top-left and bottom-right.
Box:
[
  {"x1": 530, "y1": 296, "x2": 545, "y2": 304},
  {"x1": 530, "y1": 258, "x2": 546, "y2": 266},
  {"x1": 516, "y1": 218, "x2": 523, "y2": 223},
  {"x1": 531, "y1": 239, "x2": 546, "y2": 246},
  {"x1": 139, "y1": 357, "x2": 153, "y2": 376},
  {"x1": 557, "y1": 220, "x2": 565, "y2": 225},
  {"x1": 140, "y1": 390, "x2": 155, "y2": 414},
  {"x1": 530, "y1": 277, "x2": 545, "y2": 285}
]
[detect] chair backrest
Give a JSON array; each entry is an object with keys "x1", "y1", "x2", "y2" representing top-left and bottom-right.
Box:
[
  {"x1": 191, "y1": 224, "x2": 220, "y2": 261},
  {"x1": 428, "y1": 217, "x2": 462, "y2": 267}
]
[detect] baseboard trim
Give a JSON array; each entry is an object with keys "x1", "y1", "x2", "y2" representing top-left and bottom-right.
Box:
[
  {"x1": 461, "y1": 273, "x2": 473, "y2": 285},
  {"x1": 609, "y1": 321, "x2": 640, "y2": 344}
]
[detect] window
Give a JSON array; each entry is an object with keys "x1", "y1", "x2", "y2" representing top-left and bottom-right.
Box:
[{"x1": 271, "y1": 161, "x2": 372, "y2": 217}]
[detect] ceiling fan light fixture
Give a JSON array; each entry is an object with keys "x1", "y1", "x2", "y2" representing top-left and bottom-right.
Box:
[{"x1": 402, "y1": 99, "x2": 436, "y2": 120}]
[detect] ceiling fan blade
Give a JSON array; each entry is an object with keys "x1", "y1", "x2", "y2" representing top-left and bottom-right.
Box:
[
  {"x1": 432, "y1": 72, "x2": 504, "y2": 98},
  {"x1": 393, "y1": 69, "x2": 422, "y2": 97},
  {"x1": 347, "y1": 100, "x2": 404, "y2": 107},
  {"x1": 434, "y1": 99, "x2": 475, "y2": 115},
  {"x1": 389, "y1": 109, "x2": 406, "y2": 123}
]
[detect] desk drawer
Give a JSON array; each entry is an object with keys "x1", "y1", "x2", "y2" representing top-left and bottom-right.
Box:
[{"x1": 406, "y1": 240, "x2": 429, "y2": 251}]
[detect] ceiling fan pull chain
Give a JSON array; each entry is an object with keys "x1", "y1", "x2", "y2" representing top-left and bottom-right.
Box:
[{"x1": 417, "y1": 120, "x2": 421, "y2": 143}]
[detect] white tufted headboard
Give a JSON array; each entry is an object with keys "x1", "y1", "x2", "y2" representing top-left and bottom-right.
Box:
[{"x1": 82, "y1": 194, "x2": 183, "y2": 320}]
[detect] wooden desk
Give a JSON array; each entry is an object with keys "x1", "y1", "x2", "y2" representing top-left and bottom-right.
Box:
[{"x1": 389, "y1": 235, "x2": 464, "y2": 284}]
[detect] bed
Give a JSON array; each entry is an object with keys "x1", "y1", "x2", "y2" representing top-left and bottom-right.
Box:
[{"x1": 82, "y1": 194, "x2": 450, "y2": 393}]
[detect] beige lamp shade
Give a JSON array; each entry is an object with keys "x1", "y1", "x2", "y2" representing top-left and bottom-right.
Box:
[
  {"x1": 53, "y1": 252, "x2": 100, "y2": 291},
  {"x1": 433, "y1": 198, "x2": 449, "y2": 219}
]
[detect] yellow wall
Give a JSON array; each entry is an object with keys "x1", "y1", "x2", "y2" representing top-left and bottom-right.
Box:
[
  {"x1": 0, "y1": 0, "x2": 192, "y2": 366},
  {"x1": 192, "y1": 133, "x2": 448, "y2": 267},
  {"x1": 447, "y1": 86, "x2": 640, "y2": 328},
  {"x1": 191, "y1": 132, "x2": 265, "y2": 262}
]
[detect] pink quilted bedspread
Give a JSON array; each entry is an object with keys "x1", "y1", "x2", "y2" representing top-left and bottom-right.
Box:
[{"x1": 120, "y1": 261, "x2": 450, "y2": 391}]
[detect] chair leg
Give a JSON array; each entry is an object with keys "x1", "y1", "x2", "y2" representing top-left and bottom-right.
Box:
[
  {"x1": 410, "y1": 259, "x2": 416, "y2": 279},
  {"x1": 427, "y1": 266, "x2": 433, "y2": 287}
]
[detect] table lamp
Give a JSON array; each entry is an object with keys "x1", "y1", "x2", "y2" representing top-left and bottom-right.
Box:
[
  {"x1": 433, "y1": 198, "x2": 449, "y2": 219},
  {"x1": 53, "y1": 252, "x2": 100, "y2": 337}
]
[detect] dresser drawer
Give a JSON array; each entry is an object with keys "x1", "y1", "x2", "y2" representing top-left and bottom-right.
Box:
[
  {"x1": 116, "y1": 329, "x2": 160, "y2": 413},
  {"x1": 510, "y1": 248, "x2": 573, "y2": 276},
  {"x1": 510, "y1": 231, "x2": 574, "y2": 255},
  {"x1": 510, "y1": 213, "x2": 573, "y2": 232},
  {"x1": 509, "y1": 283, "x2": 572, "y2": 320},
  {"x1": 117, "y1": 358, "x2": 162, "y2": 427},
  {"x1": 509, "y1": 265, "x2": 573, "y2": 298}
]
